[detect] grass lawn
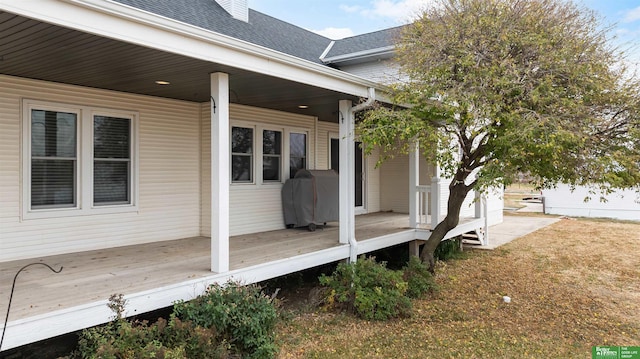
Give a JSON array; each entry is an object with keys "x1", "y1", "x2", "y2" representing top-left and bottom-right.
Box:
[
  {"x1": 504, "y1": 183, "x2": 541, "y2": 209},
  {"x1": 275, "y1": 218, "x2": 640, "y2": 358}
]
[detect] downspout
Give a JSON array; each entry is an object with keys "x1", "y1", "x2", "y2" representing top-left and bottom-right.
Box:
[
  {"x1": 352, "y1": 87, "x2": 376, "y2": 112},
  {"x1": 348, "y1": 87, "x2": 376, "y2": 262}
]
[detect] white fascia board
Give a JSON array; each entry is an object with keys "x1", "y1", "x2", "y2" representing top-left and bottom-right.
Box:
[
  {"x1": 0, "y1": 0, "x2": 382, "y2": 98},
  {"x1": 322, "y1": 45, "x2": 396, "y2": 65}
]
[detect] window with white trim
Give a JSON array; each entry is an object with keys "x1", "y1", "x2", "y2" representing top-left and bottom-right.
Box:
[
  {"x1": 230, "y1": 123, "x2": 309, "y2": 184},
  {"x1": 93, "y1": 115, "x2": 132, "y2": 205},
  {"x1": 231, "y1": 126, "x2": 253, "y2": 183},
  {"x1": 30, "y1": 109, "x2": 78, "y2": 208},
  {"x1": 262, "y1": 129, "x2": 282, "y2": 182},
  {"x1": 289, "y1": 132, "x2": 307, "y2": 178},
  {"x1": 23, "y1": 99, "x2": 137, "y2": 218}
]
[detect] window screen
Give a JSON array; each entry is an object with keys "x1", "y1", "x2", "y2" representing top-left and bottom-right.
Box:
[
  {"x1": 263, "y1": 130, "x2": 282, "y2": 182},
  {"x1": 93, "y1": 116, "x2": 131, "y2": 205},
  {"x1": 232, "y1": 126, "x2": 253, "y2": 182},
  {"x1": 289, "y1": 132, "x2": 307, "y2": 178},
  {"x1": 31, "y1": 109, "x2": 77, "y2": 208}
]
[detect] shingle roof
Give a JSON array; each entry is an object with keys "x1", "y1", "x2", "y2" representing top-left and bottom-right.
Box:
[
  {"x1": 323, "y1": 26, "x2": 405, "y2": 60},
  {"x1": 113, "y1": 0, "x2": 400, "y2": 65}
]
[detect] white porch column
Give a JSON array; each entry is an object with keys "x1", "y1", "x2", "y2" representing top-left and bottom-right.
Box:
[
  {"x1": 475, "y1": 191, "x2": 489, "y2": 245},
  {"x1": 210, "y1": 72, "x2": 230, "y2": 273},
  {"x1": 409, "y1": 142, "x2": 420, "y2": 228},
  {"x1": 338, "y1": 100, "x2": 354, "y2": 245},
  {"x1": 430, "y1": 164, "x2": 442, "y2": 229}
]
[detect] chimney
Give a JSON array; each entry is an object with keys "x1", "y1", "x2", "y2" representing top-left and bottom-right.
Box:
[{"x1": 215, "y1": 0, "x2": 249, "y2": 22}]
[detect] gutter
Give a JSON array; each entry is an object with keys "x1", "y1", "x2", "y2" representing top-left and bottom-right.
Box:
[
  {"x1": 321, "y1": 45, "x2": 396, "y2": 65},
  {"x1": 347, "y1": 87, "x2": 376, "y2": 262}
]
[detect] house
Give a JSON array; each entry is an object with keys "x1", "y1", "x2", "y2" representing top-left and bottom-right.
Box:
[
  {"x1": 0, "y1": 0, "x2": 503, "y2": 350},
  {"x1": 542, "y1": 185, "x2": 639, "y2": 221}
]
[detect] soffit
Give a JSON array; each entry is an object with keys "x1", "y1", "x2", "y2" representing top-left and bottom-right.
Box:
[{"x1": 0, "y1": 11, "x2": 358, "y2": 122}]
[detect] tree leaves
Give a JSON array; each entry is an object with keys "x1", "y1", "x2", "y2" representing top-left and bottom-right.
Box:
[{"x1": 358, "y1": 0, "x2": 640, "y2": 193}]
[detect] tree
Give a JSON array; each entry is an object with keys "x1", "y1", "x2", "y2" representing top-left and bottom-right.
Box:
[{"x1": 357, "y1": 0, "x2": 640, "y2": 271}]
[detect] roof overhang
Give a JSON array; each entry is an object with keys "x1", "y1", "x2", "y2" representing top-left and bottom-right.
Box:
[
  {"x1": 0, "y1": 0, "x2": 390, "y2": 121},
  {"x1": 321, "y1": 46, "x2": 396, "y2": 66}
]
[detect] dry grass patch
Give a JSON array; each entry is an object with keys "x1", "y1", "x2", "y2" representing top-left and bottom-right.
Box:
[{"x1": 276, "y1": 219, "x2": 640, "y2": 358}]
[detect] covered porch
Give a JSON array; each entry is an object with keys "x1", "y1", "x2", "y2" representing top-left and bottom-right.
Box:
[
  {"x1": 1, "y1": 212, "x2": 427, "y2": 350},
  {"x1": 0, "y1": 0, "x2": 493, "y2": 351}
]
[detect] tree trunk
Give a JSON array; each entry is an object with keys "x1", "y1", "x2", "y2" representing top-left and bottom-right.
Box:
[{"x1": 419, "y1": 180, "x2": 472, "y2": 272}]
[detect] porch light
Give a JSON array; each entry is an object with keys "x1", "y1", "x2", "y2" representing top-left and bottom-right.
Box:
[
  {"x1": 155, "y1": 80, "x2": 171, "y2": 85},
  {"x1": 298, "y1": 105, "x2": 309, "y2": 109}
]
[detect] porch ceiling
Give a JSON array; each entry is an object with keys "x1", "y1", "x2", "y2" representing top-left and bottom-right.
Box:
[{"x1": 0, "y1": 11, "x2": 358, "y2": 122}]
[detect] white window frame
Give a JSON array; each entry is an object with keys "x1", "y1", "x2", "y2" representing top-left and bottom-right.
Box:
[
  {"x1": 230, "y1": 123, "x2": 256, "y2": 185},
  {"x1": 22, "y1": 99, "x2": 139, "y2": 220},
  {"x1": 259, "y1": 126, "x2": 283, "y2": 184},
  {"x1": 229, "y1": 121, "x2": 309, "y2": 185},
  {"x1": 287, "y1": 129, "x2": 309, "y2": 179}
]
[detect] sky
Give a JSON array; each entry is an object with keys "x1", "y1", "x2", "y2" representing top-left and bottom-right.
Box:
[{"x1": 247, "y1": 0, "x2": 640, "y2": 70}]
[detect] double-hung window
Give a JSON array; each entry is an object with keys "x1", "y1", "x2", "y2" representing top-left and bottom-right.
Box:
[
  {"x1": 30, "y1": 109, "x2": 78, "y2": 208},
  {"x1": 93, "y1": 115, "x2": 132, "y2": 205},
  {"x1": 23, "y1": 100, "x2": 137, "y2": 218},
  {"x1": 231, "y1": 126, "x2": 254, "y2": 183},
  {"x1": 289, "y1": 132, "x2": 307, "y2": 178},
  {"x1": 262, "y1": 129, "x2": 282, "y2": 182}
]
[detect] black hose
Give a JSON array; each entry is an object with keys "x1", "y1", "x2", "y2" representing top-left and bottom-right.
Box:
[{"x1": 1, "y1": 262, "x2": 63, "y2": 351}]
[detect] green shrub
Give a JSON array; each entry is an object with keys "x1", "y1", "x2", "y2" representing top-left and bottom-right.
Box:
[
  {"x1": 76, "y1": 282, "x2": 280, "y2": 359},
  {"x1": 434, "y1": 236, "x2": 464, "y2": 261},
  {"x1": 75, "y1": 295, "x2": 227, "y2": 359},
  {"x1": 173, "y1": 281, "x2": 279, "y2": 359},
  {"x1": 319, "y1": 257, "x2": 411, "y2": 321},
  {"x1": 403, "y1": 256, "x2": 438, "y2": 298}
]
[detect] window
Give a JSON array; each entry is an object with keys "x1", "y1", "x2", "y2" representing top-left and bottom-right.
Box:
[
  {"x1": 289, "y1": 132, "x2": 307, "y2": 178},
  {"x1": 231, "y1": 126, "x2": 253, "y2": 183},
  {"x1": 23, "y1": 100, "x2": 137, "y2": 219},
  {"x1": 229, "y1": 123, "x2": 308, "y2": 184},
  {"x1": 30, "y1": 109, "x2": 78, "y2": 208},
  {"x1": 262, "y1": 130, "x2": 281, "y2": 182},
  {"x1": 93, "y1": 116, "x2": 131, "y2": 205}
]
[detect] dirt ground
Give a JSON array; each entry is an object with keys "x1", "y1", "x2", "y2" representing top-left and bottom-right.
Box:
[{"x1": 276, "y1": 218, "x2": 640, "y2": 358}]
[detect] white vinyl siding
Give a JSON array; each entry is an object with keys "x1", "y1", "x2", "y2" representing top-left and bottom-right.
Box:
[
  {"x1": 338, "y1": 60, "x2": 401, "y2": 85},
  {"x1": 365, "y1": 146, "x2": 381, "y2": 213},
  {"x1": 379, "y1": 153, "x2": 433, "y2": 213},
  {"x1": 315, "y1": 120, "x2": 336, "y2": 170},
  {"x1": 0, "y1": 75, "x2": 200, "y2": 262}
]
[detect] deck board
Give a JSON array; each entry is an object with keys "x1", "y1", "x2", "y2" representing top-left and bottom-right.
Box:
[{"x1": 0, "y1": 212, "x2": 410, "y2": 324}]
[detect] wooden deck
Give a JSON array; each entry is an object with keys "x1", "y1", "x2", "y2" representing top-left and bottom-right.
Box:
[{"x1": 0, "y1": 212, "x2": 416, "y2": 350}]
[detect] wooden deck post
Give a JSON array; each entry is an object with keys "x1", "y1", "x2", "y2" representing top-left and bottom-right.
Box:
[
  {"x1": 409, "y1": 142, "x2": 419, "y2": 228},
  {"x1": 210, "y1": 72, "x2": 230, "y2": 273},
  {"x1": 338, "y1": 100, "x2": 354, "y2": 245}
]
